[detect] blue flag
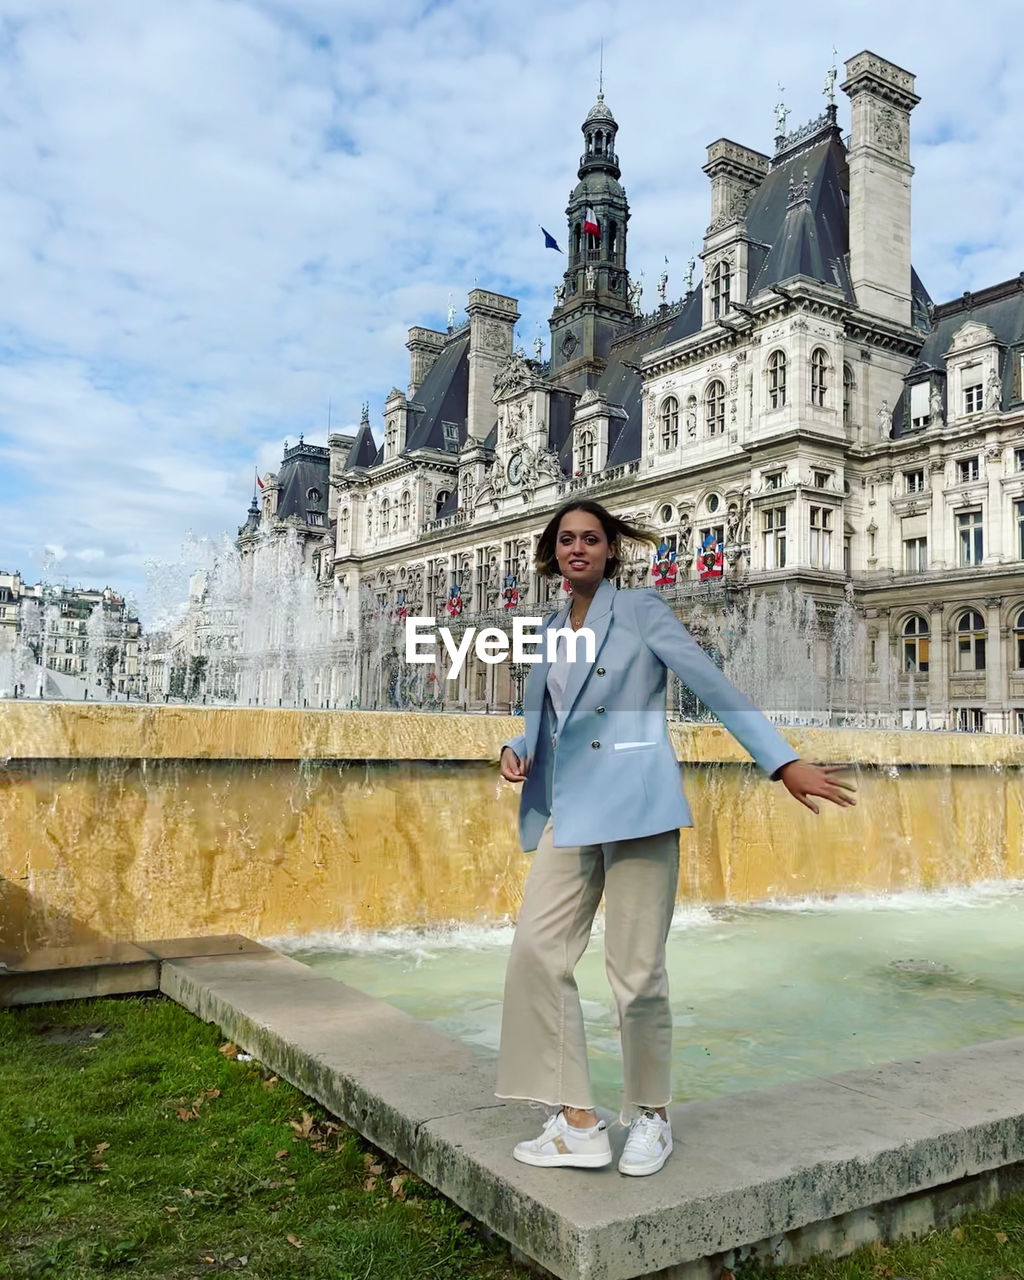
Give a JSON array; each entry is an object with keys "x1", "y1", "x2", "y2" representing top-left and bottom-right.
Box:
[{"x1": 541, "y1": 226, "x2": 562, "y2": 252}]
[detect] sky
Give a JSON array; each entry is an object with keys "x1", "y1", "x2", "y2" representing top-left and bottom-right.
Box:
[{"x1": 0, "y1": 0, "x2": 1021, "y2": 623}]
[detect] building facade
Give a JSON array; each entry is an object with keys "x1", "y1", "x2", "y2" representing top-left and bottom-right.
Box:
[
  {"x1": 237, "y1": 50, "x2": 1024, "y2": 730},
  {"x1": 0, "y1": 572, "x2": 142, "y2": 698}
]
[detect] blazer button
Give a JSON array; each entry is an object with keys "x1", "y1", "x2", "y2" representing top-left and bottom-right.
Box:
[
  {"x1": 591, "y1": 740, "x2": 601, "y2": 749},
  {"x1": 596, "y1": 706, "x2": 605, "y2": 714},
  {"x1": 596, "y1": 667, "x2": 606, "y2": 676}
]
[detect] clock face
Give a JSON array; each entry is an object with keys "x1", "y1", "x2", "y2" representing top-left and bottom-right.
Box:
[{"x1": 507, "y1": 453, "x2": 523, "y2": 487}]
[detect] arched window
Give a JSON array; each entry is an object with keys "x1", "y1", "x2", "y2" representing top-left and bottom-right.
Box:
[
  {"x1": 365, "y1": 505, "x2": 373, "y2": 539},
  {"x1": 810, "y1": 348, "x2": 829, "y2": 407},
  {"x1": 843, "y1": 363, "x2": 855, "y2": 426},
  {"x1": 435, "y1": 490, "x2": 450, "y2": 517},
  {"x1": 768, "y1": 350, "x2": 787, "y2": 409},
  {"x1": 399, "y1": 491, "x2": 411, "y2": 530},
  {"x1": 380, "y1": 497, "x2": 390, "y2": 535},
  {"x1": 955, "y1": 610, "x2": 987, "y2": 672},
  {"x1": 711, "y1": 261, "x2": 731, "y2": 320},
  {"x1": 705, "y1": 380, "x2": 725, "y2": 436},
  {"x1": 1015, "y1": 609, "x2": 1024, "y2": 669},
  {"x1": 578, "y1": 430, "x2": 595, "y2": 475},
  {"x1": 902, "y1": 615, "x2": 930, "y2": 674},
  {"x1": 609, "y1": 221, "x2": 618, "y2": 258},
  {"x1": 340, "y1": 508, "x2": 350, "y2": 543},
  {"x1": 660, "y1": 396, "x2": 679, "y2": 450}
]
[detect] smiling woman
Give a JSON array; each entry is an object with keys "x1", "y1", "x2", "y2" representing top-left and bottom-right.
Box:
[{"x1": 496, "y1": 498, "x2": 857, "y2": 1176}]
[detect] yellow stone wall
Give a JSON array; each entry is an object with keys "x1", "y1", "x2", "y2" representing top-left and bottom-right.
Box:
[{"x1": 1, "y1": 705, "x2": 1021, "y2": 953}]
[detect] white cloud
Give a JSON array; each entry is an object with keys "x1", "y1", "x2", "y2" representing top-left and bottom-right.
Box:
[{"x1": 0, "y1": 0, "x2": 1021, "y2": 618}]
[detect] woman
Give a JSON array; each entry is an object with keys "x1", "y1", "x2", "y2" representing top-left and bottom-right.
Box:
[{"x1": 497, "y1": 500, "x2": 855, "y2": 1176}]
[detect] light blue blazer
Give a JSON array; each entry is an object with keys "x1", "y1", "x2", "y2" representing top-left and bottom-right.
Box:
[{"x1": 503, "y1": 579, "x2": 799, "y2": 850}]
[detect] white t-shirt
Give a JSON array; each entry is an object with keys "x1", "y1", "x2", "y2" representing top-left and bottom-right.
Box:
[{"x1": 545, "y1": 610, "x2": 574, "y2": 728}]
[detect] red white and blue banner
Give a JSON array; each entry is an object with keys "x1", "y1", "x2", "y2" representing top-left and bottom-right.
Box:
[
  {"x1": 583, "y1": 206, "x2": 600, "y2": 237},
  {"x1": 651, "y1": 542, "x2": 678, "y2": 587},
  {"x1": 502, "y1": 574, "x2": 520, "y2": 610},
  {"x1": 394, "y1": 591, "x2": 408, "y2": 623},
  {"x1": 697, "y1": 532, "x2": 724, "y2": 580},
  {"x1": 446, "y1": 583, "x2": 463, "y2": 617}
]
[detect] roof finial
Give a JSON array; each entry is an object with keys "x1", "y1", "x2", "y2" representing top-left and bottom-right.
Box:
[
  {"x1": 774, "y1": 83, "x2": 790, "y2": 140},
  {"x1": 599, "y1": 38, "x2": 604, "y2": 98},
  {"x1": 824, "y1": 47, "x2": 838, "y2": 107},
  {"x1": 360, "y1": 401, "x2": 369, "y2": 426}
]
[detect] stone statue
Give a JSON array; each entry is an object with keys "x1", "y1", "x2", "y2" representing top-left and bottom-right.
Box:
[
  {"x1": 986, "y1": 367, "x2": 1001, "y2": 411},
  {"x1": 657, "y1": 262, "x2": 668, "y2": 305},
  {"x1": 628, "y1": 274, "x2": 644, "y2": 314},
  {"x1": 533, "y1": 335, "x2": 544, "y2": 362},
  {"x1": 553, "y1": 282, "x2": 565, "y2": 307},
  {"x1": 585, "y1": 263, "x2": 596, "y2": 291},
  {"x1": 929, "y1": 383, "x2": 944, "y2": 427},
  {"x1": 686, "y1": 396, "x2": 698, "y2": 438},
  {"x1": 877, "y1": 399, "x2": 892, "y2": 439},
  {"x1": 774, "y1": 86, "x2": 790, "y2": 137}
]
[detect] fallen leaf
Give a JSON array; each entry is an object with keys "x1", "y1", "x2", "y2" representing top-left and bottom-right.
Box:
[
  {"x1": 201, "y1": 1088, "x2": 221, "y2": 1101},
  {"x1": 289, "y1": 1112, "x2": 314, "y2": 1139},
  {"x1": 286, "y1": 1234, "x2": 302, "y2": 1249},
  {"x1": 164, "y1": 1206, "x2": 178, "y2": 1213},
  {"x1": 951, "y1": 1227, "x2": 964, "y2": 1241},
  {"x1": 368, "y1": 1162, "x2": 383, "y2": 1176},
  {"x1": 97, "y1": 1179, "x2": 109, "y2": 1187},
  {"x1": 262, "y1": 1076, "x2": 278, "y2": 1090},
  {"x1": 390, "y1": 1174, "x2": 407, "y2": 1201},
  {"x1": 90, "y1": 1142, "x2": 110, "y2": 1170},
  {"x1": 177, "y1": 1107, "x2": 198, "y2": 1122},
  {"x1": 219, "y1": 1043, "x2": 239, "y2": 1059},
  {"x1": 996, "y1": 1231, "x2": 1009, "y2": 1244},
  {"x1": 364, "y1": 1176, "x2": 377, "y2": 1191},
  {"x1": 274, "y1": 1149, "x2": 290, "y2": 1161}
]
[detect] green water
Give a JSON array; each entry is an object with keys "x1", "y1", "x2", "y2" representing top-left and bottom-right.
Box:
[{"x1": 280, "y1": 883, "x2": 1024, "y2": 1108}]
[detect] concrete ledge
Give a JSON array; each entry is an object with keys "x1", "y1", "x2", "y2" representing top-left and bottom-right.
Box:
[
  {"x1": 0, "y1": 935, "x2": 268, "y2": 1006},
  {"x1": 160, "y1": 948, "x2": 1024, "y2": 1280}
]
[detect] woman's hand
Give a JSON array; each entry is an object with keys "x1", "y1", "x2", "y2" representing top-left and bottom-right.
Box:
[
  {"x1": 777, "y1": 760, "x2": 857, "y2": 814},
  {"x1": 499, "y1": 747, "x2": 531, "y2": 783}
]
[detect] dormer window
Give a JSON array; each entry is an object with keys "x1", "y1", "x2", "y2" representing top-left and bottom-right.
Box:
[
  {"x1": 909, "y1": 382, "x2": 931, "y2": 429},
  {"x1": 964, "y1": 381, "x2": 984, "y2": 414},
  {"x1": 442, "y1": 421, "x2": 460, "y2": 451},
  {"x1": 306, "y1": 487, "x2": 322, "y2": 503}
]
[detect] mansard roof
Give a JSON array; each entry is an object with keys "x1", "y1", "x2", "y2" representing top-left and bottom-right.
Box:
[
  {"x1": 745, "y1": 130, "x2": 854, "y2": 301},
  {"x1": 405, "y1": 331, "x2": 470, "y2": 454},
  {"x1": 275, "y1": 440, "x2": 330, "y2": 523},
  {"x1": 893, "y1": 274, "x2": 1024, "y2": 435},
  {"x1": 343, "y1": 421, "x2": 378, "y2": 471}
]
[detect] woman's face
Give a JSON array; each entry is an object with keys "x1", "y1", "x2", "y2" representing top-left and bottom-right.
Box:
[{"x1": 555, "y1": 509, "x2": 615, "y2": 591}]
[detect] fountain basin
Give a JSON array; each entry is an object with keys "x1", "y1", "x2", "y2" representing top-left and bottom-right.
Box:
[{"x1": 2, "y1": 703, "x2": 1023, "y2": 954}]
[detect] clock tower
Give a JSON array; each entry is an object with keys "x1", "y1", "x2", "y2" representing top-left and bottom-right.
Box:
[{"x1": 548, "y1": 93, "x2": 636, "y2": 393}]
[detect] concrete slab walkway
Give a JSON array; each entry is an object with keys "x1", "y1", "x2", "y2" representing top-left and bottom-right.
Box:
[{"x1": 156, "y1": 947, "x2": 1024, "y2": 1280}]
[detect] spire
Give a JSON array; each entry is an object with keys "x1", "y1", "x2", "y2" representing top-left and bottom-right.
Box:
[{"x1": 580, "y1": 91, "x2": 620, "y2": 179}]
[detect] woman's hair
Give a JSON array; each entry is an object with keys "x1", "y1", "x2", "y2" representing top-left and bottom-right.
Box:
[{"x1": 534, "y1": 500, "x2": 658, "y2": 579}]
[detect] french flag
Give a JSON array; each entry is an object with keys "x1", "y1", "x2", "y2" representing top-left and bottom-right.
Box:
[{"x1": 583, "y1": 207, "x2": 600, "y2": 237}]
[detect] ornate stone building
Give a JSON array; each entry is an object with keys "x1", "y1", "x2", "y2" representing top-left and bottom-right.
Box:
[{"x1": 238, "y1": 50, "x2": 1024, "y2": 730}]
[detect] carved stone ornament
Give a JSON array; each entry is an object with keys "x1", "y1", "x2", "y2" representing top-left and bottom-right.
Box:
[
  {"x1": 560, "y1": 331, "x2": 579, "y2": 359},
  {"x1": 482, "y1": 320, "x2": 510, "y2": 353},
  {"x1": 578, "y1": 387, "x2": 600, "y2": 406},
  {"x1": 947, "y1": 320, "x2": 998, "y2": 353},
  {"x1": 493, "y1": 352, "x2": 532, "y2": 401},
  {"x1": 876, "y1": 106, "x2": 904, "y2": 153}
]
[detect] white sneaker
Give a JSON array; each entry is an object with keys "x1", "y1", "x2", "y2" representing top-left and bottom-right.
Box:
[
  {"x1": 513, "y1": 1111, "x2": 612, "y2": 1168},
  {"x1": 618, "y1": 1110, "x2": 673, "y2": 1176}
]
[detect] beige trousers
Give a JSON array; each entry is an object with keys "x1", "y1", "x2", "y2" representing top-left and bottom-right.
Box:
[{"x1": 496, "y1": 818, "x2": 680, "y2": 1116}]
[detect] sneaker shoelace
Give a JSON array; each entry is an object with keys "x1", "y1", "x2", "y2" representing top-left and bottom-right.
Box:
[{"x1": 628, "y1": 1113, "x2": 664, "y2": 1151}]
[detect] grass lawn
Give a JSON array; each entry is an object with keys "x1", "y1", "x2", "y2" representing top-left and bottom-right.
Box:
[
  {"x1": 0, "y1": 995, "x2": 530, "y2": 1280},
  {"x1": 3, "y1": 995, "x2": 1024, "y2": 1280}
]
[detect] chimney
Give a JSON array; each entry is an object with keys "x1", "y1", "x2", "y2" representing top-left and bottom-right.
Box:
[
  {"x1": 841, "y1": 51, "x2": 920, "y2": 327},
  {"x1": 465, "y1": 289, "x2": 520, "y2": 440},
  {"x1": 406, "y1": 327, "x2": 446, "y2": 399}
]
